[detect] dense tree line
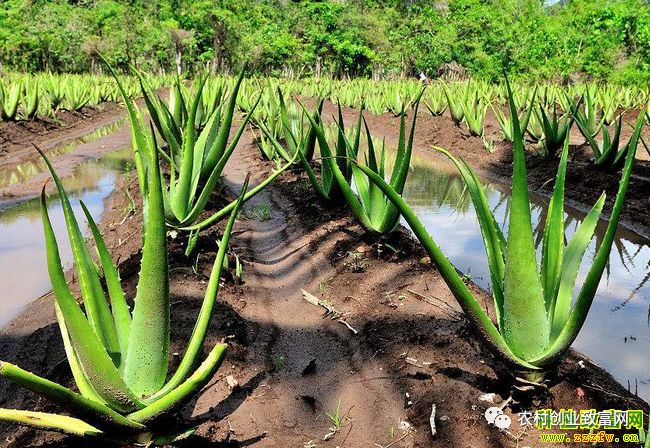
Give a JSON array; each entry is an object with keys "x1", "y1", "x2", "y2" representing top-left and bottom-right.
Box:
[{"x1": 1, "y1": 0, "x2": 649, "y2": 83}]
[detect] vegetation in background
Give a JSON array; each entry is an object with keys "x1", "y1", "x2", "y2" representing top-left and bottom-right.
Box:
[{"x1": 2, "y1": 0, "x2": 650, "y2": 84}]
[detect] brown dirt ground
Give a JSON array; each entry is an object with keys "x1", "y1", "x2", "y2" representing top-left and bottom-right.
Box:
[
  {"x1": 0, "y1": 103, "x2": 124, "y2": 161},
  {"x1": 0, "y1": 126, "x2": 647, "y2": 448}
]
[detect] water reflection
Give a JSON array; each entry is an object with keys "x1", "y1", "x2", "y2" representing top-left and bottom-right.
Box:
[
  {"x1": 0, "y1": 147, "x2": 132, "y2": 327},
  {"x1": 0, "y1": 119, "x2": 126, "y2": 189},
  {"x1": 401, "y1": 152, "x2": 650, "y2": 403}
]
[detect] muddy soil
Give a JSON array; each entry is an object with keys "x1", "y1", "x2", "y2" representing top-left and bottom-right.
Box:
[
  {"x1": 0, "y1": 103, "x2": 131, "y2": 209},
  {"x1": 310, "y1": 98, "x2": 650, "y2": 239},
  {"x1": 0, "y1": 130, "x2": 647, "y2": 448},
  {"x1": 0, "y1": 103, "x2": 124, "y2": 162}
]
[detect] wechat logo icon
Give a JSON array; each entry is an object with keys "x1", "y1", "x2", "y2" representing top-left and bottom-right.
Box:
[{"x1": 484, "y1": 407, "x2": 512, "y2": 430}]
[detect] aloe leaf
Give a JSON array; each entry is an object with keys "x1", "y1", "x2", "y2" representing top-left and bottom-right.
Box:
[
  {"x1": 435, "y1": 147, "x2": 505, "y2": 328},
  {"x1": 171, "y1": 76, "x2": 207, "y2": 221},
  {"x1": 149, "y1": 178, "x2": 247, "y2": 400},
  {"x1": 54, "y1": 303, "x2": 107, "y2": 405},
  {"x1": 101, "y1": 56, "x2": 149, "y2": 199},
  {"x1": 37, "y1": 147, "x2": 122, "y2": 363},
  {"x1": 123, "y1": 126, "x2": 170, "y2": 398},
  {"x1": 79, "y1": 202, "x2": 131, "y2": 360},
  {"x1": 180, "y1": 95, "x2": 261, "y2": 227},
  {"x1": 40, "y1": 187, "x2": 142, "y2": 412},
  {"x1": 0, "y1": 409, "x2": 103, "y2": 437},
  {"x1": 0, "y1": 361, "x2": 143, "y2": 433},
  {"x1": 502, "y1": 77, "x2": 549, "y2": 360},
  {"x1": 533, "y1": 112, "x2": 642, "y2": 366},
  {"x1": 202, "y1": 70, "x2": 246, "y2": 180},
  {"x1": 550, "y1": 193, "x2": 605, "y2": 337},
  {"x1": 540, "y1": 138, "x2": 568, "y2": 310},
  {"x1": 128, "y1": 343, "x2": 227, "y2": 424}
]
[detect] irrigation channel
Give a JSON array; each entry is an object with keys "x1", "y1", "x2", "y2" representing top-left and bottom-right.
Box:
[{"x1": 0, "y1": 117, "x2": 648, "y2": 404}]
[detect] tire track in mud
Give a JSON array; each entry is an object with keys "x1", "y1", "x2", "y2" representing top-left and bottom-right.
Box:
[{"x1": 206, "y1": 135, "x2": 412, "y2": 446}]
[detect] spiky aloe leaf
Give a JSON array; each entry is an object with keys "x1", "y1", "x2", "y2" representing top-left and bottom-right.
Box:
[
  {"x1": 550, "y1": 193, "x2": 605, "y2": 337},
  {"x1": 151, "y1": 176, "x2": 249, "y2": 399},
  {"x1": 502, "y1": 77, "x2": 549, "y2": 360},
  {"x1": 40, "y1": 186, "x2": 143, "y2": 413},
  {"x1": 36, "y1": 147, "x2": 121, "y2": 362},
  {"x1": 80, "y1": 202, "x2": 131, "y2": 360},
  {"x1": 101, "y1": 56, "x2": 150, "y2": 200},
  {"x1": 122, "y1": 124, "x2": 169, "y2": 398},
  {"x1": 435, "y1": 147, "x2": 506, "y2": 328},
  {"x1": 202, "y1": 70, "x2": 246, "y2": 181},
  {"x1": 171, "y1": 76, "x2": 207, "y2": 221},
  {"x1": 180, "y1": 96, "x2": 261, "y2": 227},
  {"x1": 540, "y1": 138, "x2": 569, "y2": 310}
]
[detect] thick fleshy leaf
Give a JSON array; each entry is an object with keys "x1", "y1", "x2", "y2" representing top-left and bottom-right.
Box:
[
  {"x1": 151, "y1": 176, "x2": 248, "y2": 400},
  {"x1": 501, "y1": 77, "x2": 549, "y2": 360},
  {"x1": 550, "y1": 193, "x2": 605, "y2": 337},
  {"x1": 123, "y1": 128, "x2": 170, "y2": 398},
  {"x1": 40, "y1": 187, "x2": 142, "y2": 412},
  {"x1": 0, "y1": 361, "x2": 143, "y2": 433},
  {"x1": 540, "y1": 138, "x2": 569, "y2": 311},
  {"x1": 0, "y1": 409, "x2": 102, "y2": 437},
  {"x1": 80, "y1": 202, "x2": 131, "y2": 362}
]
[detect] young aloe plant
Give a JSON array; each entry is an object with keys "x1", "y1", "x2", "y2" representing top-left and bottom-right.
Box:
[
  {"x1": 576, "y1": 114, "x2": 645, "y2": 172},
  {"x1": 573, "y1": 86, "x2": 604, "y2": 139},
  {"x1": 492, "y1": 86, "x2": 537, "y2": 142},
  {"x1": 462, "y1": 90, "x2": 487, "y2": 137},
  {"x1": 538, "y1": 99, "x2": 577, "y2": 158},
  {"x1": 257, "y1": 98, "x2": 357, "y2": 204},
  {"x1": 0, "y1": 144, "x2": 249, "y2": 439},
  {"x1": 355, "y1": 79, "x2": 641, "y2": 386},
  {"x1": 106, "y1": 61, "x2": 293, "y2": 230},
  {"x1": 444, "y1": 86, "x2": 465, "y2": 126},
  {"x1": 302, "y1": 90, "x2": 424, "y2": 235},
  {"x1": 0, "y1": 80, "x2": 21, "y2": 121}
]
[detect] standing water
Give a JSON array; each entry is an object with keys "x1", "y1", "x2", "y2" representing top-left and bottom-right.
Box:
[
  {"x1": 0, "y1": 123, "x2": 133, "y2": 328},
  {"x1": 401, "y1": 153, "x2": 650, "y2": 403}
]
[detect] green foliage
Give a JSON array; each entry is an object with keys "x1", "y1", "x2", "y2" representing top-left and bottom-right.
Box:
[
  {"x1": 0, "y1": 147, "x2": 248, "y2": 438},
  {"x1": 355, "y1": 77, "x2": 640, "y2": 384},
  {"x1": 2, "y1": 0, "x2": 650, "y2": 83}
]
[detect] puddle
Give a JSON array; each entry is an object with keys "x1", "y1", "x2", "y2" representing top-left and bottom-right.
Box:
[
  {"x1": 0, "y1": 146, "x2": 133, "y2": 328},
  {"x1": 401, "y1": 154, "x2": 650, "y2": 403},
  {"x1": 0, "y1": 119, "x2": 126, "y2": 189}
]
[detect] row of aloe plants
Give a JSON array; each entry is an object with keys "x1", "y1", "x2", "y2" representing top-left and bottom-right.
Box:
[
  {"x1": 0, "y1": 65, "x2": 272, "y2": 440},
  {"x1": 0, "y1": 73, "x2": 172, "y2": 121},
  {"x1": 250, "y1": 78, "x2": 647, "y2": 395},
  {"x1": 0, "y1": 71, "x2": 647, "y2": 442}
]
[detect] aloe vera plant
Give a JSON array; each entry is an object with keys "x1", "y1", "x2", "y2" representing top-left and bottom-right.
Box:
[
  {"x1": 492, "y1": 86, "x2": 537, "y2": 142},
  {"x1": 0, "y1": 144, "x2": 248, "y2": 439},
  {"x1": 538, "y1": 100, "x2": 577, "y2": 158},
  {"x1": 576, "y1": 114, "x2": 644, "y2": 172},
  {"x1": 573, "y1": 86, "x2": 604, "y2": 139},
  {"x1": 0, "y1": 80, "x2": 21, "y2": 121},
  {"x1": 444, "y1": 87, "x2": 465, "y2": 125},
  {"x1": 107, "y1": 64, "x2": 292, "y2": 231},
  {"x1": 355, "y1": 79, "x2": 641, "y2": 386},
  {"x1": 462, "y1": 91, "x2": 487, "y2": 137},
  {"x1": 301, "y1": 90, "x2": 423, "y2": 235}
]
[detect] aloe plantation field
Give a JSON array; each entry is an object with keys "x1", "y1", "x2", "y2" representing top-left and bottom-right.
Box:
[{"x1": 1, "y1": 1, "x2": 650, "y2": 447}]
